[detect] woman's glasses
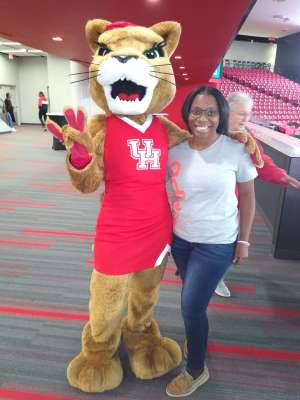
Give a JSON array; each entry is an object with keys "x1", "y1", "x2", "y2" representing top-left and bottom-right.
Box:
[{"x1": 189, "y1": 108, "x2": 219, "y2": 118}]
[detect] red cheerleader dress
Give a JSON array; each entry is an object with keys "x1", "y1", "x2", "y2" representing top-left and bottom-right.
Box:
[{"x1": 94, "y1": 115, "x2": 172, "y2": 275}]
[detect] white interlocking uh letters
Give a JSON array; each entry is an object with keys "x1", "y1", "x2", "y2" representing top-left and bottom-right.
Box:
[{"x1": 127, "y1": 139, "x2": 161, "y2": 170}]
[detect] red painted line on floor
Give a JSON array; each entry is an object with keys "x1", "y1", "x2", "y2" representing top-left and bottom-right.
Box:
[
  {"x1": 162, "y1": 279, "x2": 181, "y2": 285},
  {"x1": 21, "y1": 229, "x2": 94, "y2": 238},
  {"x1": 162, "y1": 275, "x2": 255, "y2": 293},
  {"x1": 0, "y1": 306, "x2": 87, "y2": 321},
  {"x1": 166, "y1": 266, "x2": 177, "y2": 272},
  {"x1": 227, "y1": 284, "x2": 255, "y2": 293},
  {"x1": 0, "y1": 172, "x2": 18, "y2": 177},
  {"x1": 0, "y1": 240, "x2": 52, "y2": 249},
  {"x1": 0, "y1": 208, "x2": 14, "y2": 212},
  {"x1": 1, "y1": 300, "x2": 299, "y2": 323},
  {"x1": 0, "y1": 388, "x2": 77, "y2": 400},
  {"x1": 209, "y1": 302, "x2": 300, "y2": 318},
  {"x1": 0, "y1": 200, "x2": 56, "y2": 208},
  {"x1": 209, "y1": 341, "x2": 300, "y2": 362}
]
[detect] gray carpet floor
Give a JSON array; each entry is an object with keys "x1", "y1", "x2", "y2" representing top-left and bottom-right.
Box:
[{"x1": 0, "y1": 125, "x2": 299, "y2": 400}]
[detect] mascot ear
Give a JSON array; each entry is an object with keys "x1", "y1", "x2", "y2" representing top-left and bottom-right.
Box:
[
  {"x1": 149, "y1": 21, "x2": 181, "y2": 57},
  {"x1": 85, "y1": 19, "x2": 112, "y2": 53}
]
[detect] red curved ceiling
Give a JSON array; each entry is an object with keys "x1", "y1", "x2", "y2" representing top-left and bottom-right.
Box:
[{"x1": 0, "y1": 0, "x2": 254, "y2": 85}]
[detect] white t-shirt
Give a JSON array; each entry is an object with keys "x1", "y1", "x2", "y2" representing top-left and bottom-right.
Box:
[{"x1": 168, "y1": 135, "x2": 257, "y2": 244}]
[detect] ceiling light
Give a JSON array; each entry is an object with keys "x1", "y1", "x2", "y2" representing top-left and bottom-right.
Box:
[
  {"x1": 182, "y1": 73, "x2": 188, "y2": 76},
  {"x1": 52, "y1": 36, "x2": 63, "y2": 41},
  {"x1": 179, "y1": 66, "x2": 185, "y2": 69},
  {"x1": 184, "y1": 78, "x2": 189, "y2": 80},
  {"x1": 0, "y1": 41, "x2": 21, "y2": 46},
  {"x1": 27, "y1": 49, "x2": 43, "y2": 53},
  {"x1": 174, "y1": 55, "x2": 182, "y2": 59},
  {"x1": 0, "y1": 48, "x2": 27, "y2": 53}
]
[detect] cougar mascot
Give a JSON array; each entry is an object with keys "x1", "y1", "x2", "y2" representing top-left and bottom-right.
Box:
[{"x1": 47, "y1": 19, "x2": 191, "y2": 393}]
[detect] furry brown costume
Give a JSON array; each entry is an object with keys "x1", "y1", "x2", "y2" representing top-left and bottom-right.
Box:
[{"x1": 47, "y1": 19, "x2": 191, "y2": 393}]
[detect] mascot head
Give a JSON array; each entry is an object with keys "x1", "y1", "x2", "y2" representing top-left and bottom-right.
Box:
[{"x1": 85, "y1": 19, "x2": 181, "y2": 116}]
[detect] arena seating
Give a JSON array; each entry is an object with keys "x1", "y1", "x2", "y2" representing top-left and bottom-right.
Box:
[{"x1": 220, "y1": 67, "x2": 300, "y2": 126}]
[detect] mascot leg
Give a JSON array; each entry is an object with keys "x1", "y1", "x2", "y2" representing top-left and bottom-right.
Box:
[
  {"x1": 67, "y1": 270, "x2": 129, "y2": 392},
  {"x1": 122, "y1": 256, "x2": 182, "y2": 379}
]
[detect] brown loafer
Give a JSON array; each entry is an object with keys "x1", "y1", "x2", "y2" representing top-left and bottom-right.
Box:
[{"x1": 166, "y1": 365, "x2": 209, "y2": 397}]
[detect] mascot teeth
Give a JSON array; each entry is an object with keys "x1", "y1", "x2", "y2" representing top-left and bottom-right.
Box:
[{"x1": 111, "y1": 79, "x2": 146, "y2": 102}]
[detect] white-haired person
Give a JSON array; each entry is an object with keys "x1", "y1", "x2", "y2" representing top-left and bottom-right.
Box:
[{"x1": 215, "y1": 91, "x2": 300, "y2": 298}]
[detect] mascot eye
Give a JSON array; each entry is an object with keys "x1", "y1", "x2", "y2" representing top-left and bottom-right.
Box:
[
  {"x1": 143, "y1": 42, "x2": 165, "y2": 59},
  {"x1": 98, "y1": 44, "x2": 111, "y2": 56},
  {"x1": 144, "y1": 48, "x2": 161, "y2": 59}
]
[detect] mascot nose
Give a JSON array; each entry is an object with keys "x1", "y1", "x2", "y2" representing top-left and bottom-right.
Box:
[{"x1": 114, "y1": 55, "x2": 137, "y2": 64}]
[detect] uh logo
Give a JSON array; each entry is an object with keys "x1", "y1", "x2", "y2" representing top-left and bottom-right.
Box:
[{"x1": 127, "y1": 139, "x2": 161, "y2": 170}]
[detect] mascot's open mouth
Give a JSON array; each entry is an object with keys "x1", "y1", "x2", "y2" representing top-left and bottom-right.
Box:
[{"x1": 111, "y1": 79, "x2": 146, "y2": 102}]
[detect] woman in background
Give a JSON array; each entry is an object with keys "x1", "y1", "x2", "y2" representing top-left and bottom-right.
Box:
[
  {"x1": 215, "y1": 91, "x2": 300, "y2": 298},
  {"x1": 38, "y1": 91, "x2": 48, "y2": 130}
]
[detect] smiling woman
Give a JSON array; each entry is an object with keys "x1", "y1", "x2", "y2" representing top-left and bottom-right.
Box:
[{"x1": 166, "y1": 86, "x2": 257, "y2": 397}]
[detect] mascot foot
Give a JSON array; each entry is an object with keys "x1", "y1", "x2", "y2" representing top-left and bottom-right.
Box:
[
  {"x1": 122, "y1": 319, "x2": 182, "y2": 379},
  {"x1": 67, "y1": 352, "x2": 123, "y2": 393}
]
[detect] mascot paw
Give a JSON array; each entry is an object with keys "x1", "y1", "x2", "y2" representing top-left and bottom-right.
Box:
[
  {"x1": 122, "y1": 320, "x2": 182, "y2": 379},
  {"x1": 66, "y1": 352, "x2": 123, "y2": 393},
  {"x1": 130, "y1": 336, "x2": 182, "y2": 379}
]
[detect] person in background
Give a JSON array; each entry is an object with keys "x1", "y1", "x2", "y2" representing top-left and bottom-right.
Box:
[
  {"x1": 166, "y1": 86, "x2": 257, "y2": 397},
  {"x1": 287, "y1": 121, "x2": 300, "y2": 136},
  {"x1": 4, "y1": 92, "x2": 15, "y2": 126},
  {"x1": 38, "y1": 91, "x2": 48, "y2": 130},
  {"x1": 293, "y1": 122, "x2": 300, "y2": 136},
  {"x1": 215, "y1": 91, "x2": 300, "y2": 298}
]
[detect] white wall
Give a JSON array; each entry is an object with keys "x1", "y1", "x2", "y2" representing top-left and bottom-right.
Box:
[
  {"x1": 224, "y1": 40, "x2": 277, "y2": 70},
  {"x1": 0, "y1": 53, "x2": 19, "y2": 85},
  {"x1": 0, "y1": 53, "x2": 102, "y2": 124},
  {"x1": 70, "y1": 61, "x2": 103, "y2": 117},
  {"x1": 18, "y1": 57, "x2": 48, "y2": 123},
  {"x1": 47, "y1": 54, "x2": 72, "y2": 114}
]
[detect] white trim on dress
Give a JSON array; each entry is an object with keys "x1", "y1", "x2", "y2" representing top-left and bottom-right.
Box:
[
  {"x1": 118, "y1": 115, "x2": 153, "y2": 133},
  {"x1": 155, "y1": 244, "x2": 171, "y2": 266}
]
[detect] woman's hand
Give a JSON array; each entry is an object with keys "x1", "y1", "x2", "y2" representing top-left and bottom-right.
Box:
[
  {"x1": 281, "y1": 174, "x2": 300, "y2": 189},
  {"x1": 233, "y1": 242, "x2": 249, "y2": 264}
]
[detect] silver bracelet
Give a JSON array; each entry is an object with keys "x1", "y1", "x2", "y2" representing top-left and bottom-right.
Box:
[{"x1": 237, "y1": 240, "x2": 250, "y2": 246}]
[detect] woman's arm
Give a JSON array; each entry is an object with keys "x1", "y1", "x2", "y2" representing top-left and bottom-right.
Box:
[
  {"x1": 255, "y1": 141, "x2": 287, "y2": 185},
  {"x1": 234, "y1": 179, "x2": 255, "y2": 264},
  {"x1": 245, "y1": 127, "x2": 297, "y2": 187}
]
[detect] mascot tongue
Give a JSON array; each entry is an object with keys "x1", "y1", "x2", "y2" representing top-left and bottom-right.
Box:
[{"x1": 118, "y1": 93, "x2": 140, "y2": 101}]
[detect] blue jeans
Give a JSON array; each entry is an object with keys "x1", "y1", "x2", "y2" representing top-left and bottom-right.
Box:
[{"x1": 171, "y1": 233, "x2": 236, "y2": 375}]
